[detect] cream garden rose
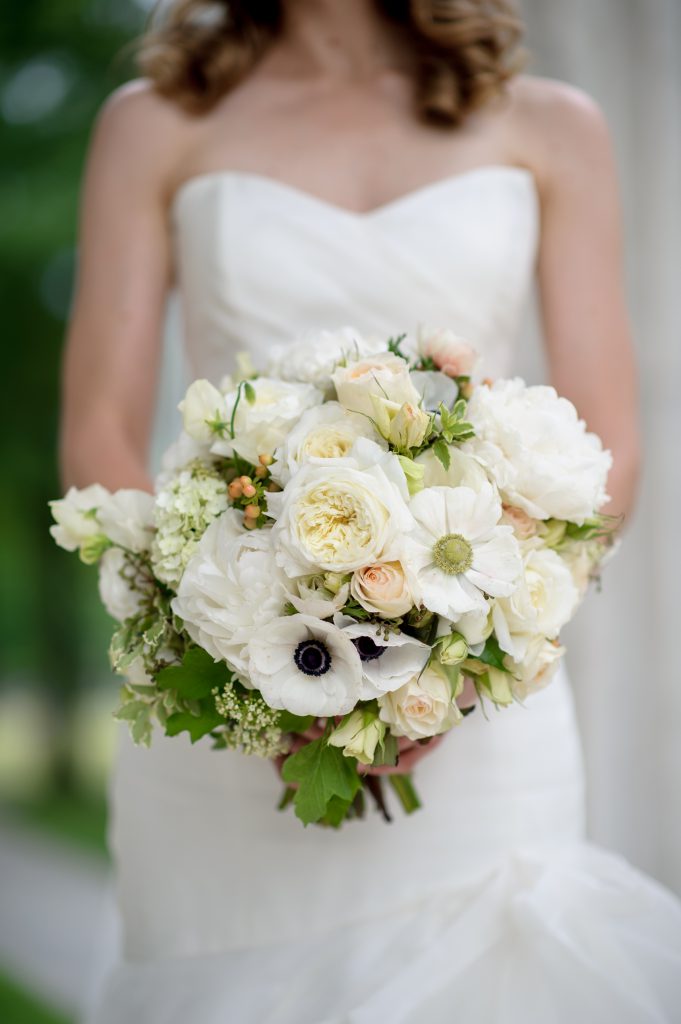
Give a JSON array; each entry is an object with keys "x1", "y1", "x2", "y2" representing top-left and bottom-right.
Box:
[
  {"x1": 350, "y1": 561, "x2": 414, "y2": 618},
  {"x1": 378, "y1": 665, "x2": 461, "y2": 741},
  {"x1": 270, "y1": 402, "x2": 380, "y2": 485}
]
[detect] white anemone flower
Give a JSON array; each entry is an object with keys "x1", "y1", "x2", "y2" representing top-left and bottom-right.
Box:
[
  {"x1": 247, "y1": 614, "x2": 362, "y2": 717},
  {"x1": 334, "y1": 614, "x2": 431, "y2": 699},
  {"x1": 407, "y1": 484, "x2": 521, "y2": 619}
]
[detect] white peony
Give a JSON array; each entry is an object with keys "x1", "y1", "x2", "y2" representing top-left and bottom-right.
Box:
[
  {"x1": 378, "y1": 664, "x2": 461, "y2": 741},
  {"x1": 247, "y1": 614, "x2": 363, "y2": 717},
  {"x1": 178, "y1": 379, "x2": 230, "y2": 445},
  {"x1": 350, "y1": 560, "x2": 415, "y2": 618},
  {"x1": 49, "y1": 484, "x2": 111, "y2": 552},
  {"x1": 172, "y1": 511, "x2": 288, "y2": 679},
  {"x1": 270, "y1": 401, "x2": 380, "y2": 486},
  {"x1": 407, "y1": 484, "x2": 522, "y2": 619},
  {"x1": 334, "y1": 614, "x2": 431, "y2": 699},
  {"x1": 98, "y1": 548, "x2": 144, "y2": 622},
  {"x1": 416, "y1": 445, "x2": 490, "y2": 492},
  {"x1": 510, "y1": 635, "x2": 565, "y2": 700},
  {"x1": 465, "y1": 379, "x2": 612, "y2": 523},
  {"x1": 211, "y1": 377, "x2": 322, "y2": 465},
  {"x1": 268, "y1": 326, "x2": 375, "y2": 388},
  {"x1": 332, "y1": 351, "x2": 421, "y2": 419},
  {"x1": 97, "y1": 489, "x2": 155, "y2": 553},
  {"x1": 492, "y1": 545, "x2": 579, "y2": 660},
  {"x1": 267, "y1": 439, "x2": 414, "y2": 576}
]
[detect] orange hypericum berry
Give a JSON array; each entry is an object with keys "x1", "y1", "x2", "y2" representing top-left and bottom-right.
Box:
[
  {"x1": 243, "y1": 517, "x2": 257, "y2": 530},
  {"x1": 258, "y1": 454, "x2": 273, "y2": 466},
  {"x1": 239, "y1": 475, "x2": 252, "y2": 487},
  {"x1": 244, "y1": 504, "x2": 260, "y2": 518},
  {"x1": 242, "y1": 483, "x2": 257, "y2": 498},
  {"x1": 228, "y1": 480, "x2": 243, "y2": 499},
  {"x1": 254, "y1": 465, "x2": 268, "y2": 479}
]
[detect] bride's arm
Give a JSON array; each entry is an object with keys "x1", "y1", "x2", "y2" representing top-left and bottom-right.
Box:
[
  {"x1": 59, "y1": 83, "x2": 186, "y2": 493},
  {"x1": 516, "y1": 79, "x2": 641, "y2": 522}
]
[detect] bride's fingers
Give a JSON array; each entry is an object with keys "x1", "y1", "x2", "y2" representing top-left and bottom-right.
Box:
[{"x1": 359, "y1": 734, "x2": 445, "y2": 776}]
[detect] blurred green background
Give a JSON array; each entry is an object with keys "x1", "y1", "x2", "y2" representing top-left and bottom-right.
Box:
[{"x1": 0, "y1": 2, "x2": 153, "y2": 1020}]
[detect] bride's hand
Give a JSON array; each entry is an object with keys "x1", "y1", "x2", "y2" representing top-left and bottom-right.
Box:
[{"x1": 274, "y1": 723, "x2": 446, "y2": 779}]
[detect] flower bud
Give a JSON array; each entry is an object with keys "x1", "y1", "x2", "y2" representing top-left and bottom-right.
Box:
[
  {"x1": 79, "y1": 534, "x2": 113, "y2": 565},
  {"x1": 437, "y1": 631, "x2": 468, "y2": 666},
  {"x1": 389, "y1": 402, "x2": 430, "y2": 449},
  {"x1": 537, "y1": 518, "x2": 567, "y2": 548},
  {"x1": 328, "y1": 710, "x2": 386, "y2": 765}
]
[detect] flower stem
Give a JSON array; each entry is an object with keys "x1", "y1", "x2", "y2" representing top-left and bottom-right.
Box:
[
  {"x1": 388, "y1": 773, "x2": 422, "y2": 815},
  {"x1": 277, "y1": 785, "x2": 296, "y2": 812}
]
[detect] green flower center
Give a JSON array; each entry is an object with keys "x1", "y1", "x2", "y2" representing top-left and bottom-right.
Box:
[{"x1": 432, "y1": 533, "x2": 473, "y2": 575}]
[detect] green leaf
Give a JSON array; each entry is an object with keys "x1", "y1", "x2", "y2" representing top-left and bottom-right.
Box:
[
  {"x1": 113, "y1": 700, "x2": 149, "y2": 721},
  {"x1": 278, "y1": 711, "x2": 315, "y2": 734},
  {"x1": 243, "y1": 380, "x2": 256, "y2": 404},
  {"x1": 281, "y1": 738, "x2": 362, "y2": 825},
  {"x1": 372, "y1": 731, "x2": 398, "y2": 767},
  {"x1": 165, "y1": 705, "x2": 224, "y2": 743},
  {"x1": 156, "y1": 647, "x2": 231, "y2": 700},
  {"x1": 321, "y1": 795, "x2": 355, "y2": 828},
  {"x1": 478, "y1": 635, "x2": 510, "y2": 673},
  {"x1": 432, "y1": 438, "x2": 451, "y2": 471}
]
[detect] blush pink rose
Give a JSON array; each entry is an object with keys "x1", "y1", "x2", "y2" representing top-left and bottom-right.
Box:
[{"x1": 420, "y1": 329, "x2": 480, "y2": 378}]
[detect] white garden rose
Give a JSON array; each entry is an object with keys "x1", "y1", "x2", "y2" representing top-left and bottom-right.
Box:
[
  {"x1": 172, "y1": 511, "x2": 288, "y2": 679},
  {"x1": 350, "y1": 560, "x2": 415, "y2": 618},
  {"x1": 492, "y1": 545, "x2": 579, "y2": 660},
  {"x1": 406, "y1": 484, "x2": 522, "y2": 619},
  {"x1": 378, "y1": 664, "x2": 461, "y2": 741},
  {"x1": 49, "y1": 484, "x2": 111, "y2": 553},
  {"x1": 510, "y1": 635, "x2": 565, "y2": 700},
  {"x1": 334, "y1": 614, "x2": 431, "y2": 699},
  {"x1": 97, "y1": 489, "x2": 155, "y2": 553},
  {"x1": 270, "y1": 402, "x2": 380, "y2": 485},
  {"x1": 465, "y1": 379, "x2": 612, "y2": 523},
  {"x1": 211, "y1": 377, "x2": 322, "y2": 465},
  {"x1": 97, "y1": 548, "x2": 144, "y2": 622},
  {"x1": 416, "y1": 445, "x2": 490, "y2": 492},
  {"x1": 267, "y1": 439, "x2": 414, "y2": 576},
  {"x1": 247, "y1": 614, "x2": 362, "y2": 717},
  {"x1": 418, "y1": 327, "x2": 480, "y2": 378},
  {"x1": 332, "y1": 351, "x2": 421, "y2": 419},
  {"x1": 178, "y1": 379, "x2": 230, "y2": 444},
  {"x1": 268, "y1": 326, "x2": 375, "y2": 387}
]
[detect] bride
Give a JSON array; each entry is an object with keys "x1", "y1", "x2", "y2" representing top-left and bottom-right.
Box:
[{"x1": 60, "y1": 1, "x2": 681, "y2": 1020}]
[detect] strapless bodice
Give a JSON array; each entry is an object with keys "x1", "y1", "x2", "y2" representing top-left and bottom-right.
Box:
[{"x1": 171, "y1": 166, "x2": 539, "y2": 380}]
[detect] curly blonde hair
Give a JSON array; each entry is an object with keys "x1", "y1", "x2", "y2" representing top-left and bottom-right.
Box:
[{"x1": 138, "y1": 0, "x2": 525, "y2": 126}]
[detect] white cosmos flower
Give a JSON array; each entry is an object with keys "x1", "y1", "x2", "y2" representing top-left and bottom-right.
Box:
[
  {"x1": 211, "y1": 377, "x2": 322, "y2": 465},
  {"x1": 98, "y1": 548, "x2": 144, "y2": 622},
  {"x1": 406, "y1": 484, "x2": 522, "y2": 619},
  {"x1": 172, "y1": 511, "x2": 288, "y2": 680},
  {"x1": 492, "y1": 545, "x2": 579, "y2": 660},
  {"x1": 465, "y1": 379, "x2": 612, "y2": 523},
  {"x1": 378, "y1": 664, "x2": 461, "y2": 741},
  {"x1": 49, "y1": 484, "x2": 111, "y2": 552},
  {"x1": 247, "y1": 614, "x2": 362, "y2": 717},
  {"x1": 97, "y1": 490, "x2": 155, "y2": 553},
  {"x1": 267, "y1": 439, "x2": 414, "y2": 576},
  {"x1": 268, "y1": 326, "x2": 376, "y2": 388},
  {"x1": 270, "y1": 401, "x2": 380, "y2": 486},
  {"x1": 334, "y1": 614, "x2": 431, "y2": 699}
]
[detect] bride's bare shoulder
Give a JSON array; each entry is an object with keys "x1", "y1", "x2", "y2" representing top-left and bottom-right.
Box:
[
  {"x1": 88, "y1": 79, "x2": 197, "y2": 199},
  {"x1": 505, "y1": 75, "x2": 615, "y2": 188}
]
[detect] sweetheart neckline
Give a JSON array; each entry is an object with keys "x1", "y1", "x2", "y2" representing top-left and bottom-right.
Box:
[{"x1": 171, "y1": 164, "x2": 537, "y2": 221}]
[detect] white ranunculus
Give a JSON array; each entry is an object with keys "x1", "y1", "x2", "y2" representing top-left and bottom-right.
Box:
[
  {"x1": 267, "y1": 440, "x2": 414, "y2": 576},
  {"x1": 416, "y1": 445, "x2": 490, "y2": 492},
  {"x1": 406, "y1": 484, "x2": 522, "y2": 619},
  {"x1": 465, "y1": 379, "x2": 612, "y2": 523},
  {"x1": 378, "y1": 665, "x2": 461, "y2": 741},
  {"x1": 247, "y1": 614, "x2": 362, "y2": 717},
  {"x1": 98, "y1": 548, "x2": 143, "y2": 622},
  {"x1": 268, "y1": 327, "x2": 376, "y2": 387},
  {"x1": 49, "y1": 484, "x2": 111, "y2": 552},
  {"x1": 492, "y1": 545, "x2": 579, "y2": 660},
  {"x1": 211, "y1": 377, "x2": 322, "y2": 465},
  {"x1": 418, "y1": 327, "x2": 481, "y2": 378},
  {"x1": 332, "y1": 351, "x2": 421, "y2": 420},
  {"x1": 350, "y1": 560, "x2": 415, "y2": 618},
  {"x1": 510, "y1": 635, "x2": 565, "y2": 700},
  {"x1": 172, "y1": 512, "x2": 287, "y2": 679},
  {"x1": 334, "y1": 614, "x2": 430, "y2": 699},
  {"x1": 270, "y1": 402, "x2": 381, "y2": 485},
  {"x1": 178, "y1": 379, "x2": 230, "y2": 444},
  {"x1": 97, "y1": 490, "x2": 155, "y2": 553}
]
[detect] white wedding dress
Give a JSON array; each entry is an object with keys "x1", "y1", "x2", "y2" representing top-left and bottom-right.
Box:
[{"x1": 91, "y1": 166, "x2": 681, "y2": 1023}]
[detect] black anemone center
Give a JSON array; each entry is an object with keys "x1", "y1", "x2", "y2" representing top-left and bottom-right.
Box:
[
  {"x1": 353, "y1": 636, "x2": 386, "y2": 662},
  {"x1": 294, "y1": 639, "x2": 332, "y2": 676}
]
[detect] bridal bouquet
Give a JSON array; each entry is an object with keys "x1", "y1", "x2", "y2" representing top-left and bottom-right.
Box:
[{"x1": 50, "y1": 327, "x2": 615, "y2": 827}]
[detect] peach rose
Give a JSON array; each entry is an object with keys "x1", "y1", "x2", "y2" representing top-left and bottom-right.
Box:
[
  {"x1": 501, "y1": 503, "x2": 539, "y2": 540},
  {"x1": 350, "y1": 561, "x2": 414, "y2": 618}
]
